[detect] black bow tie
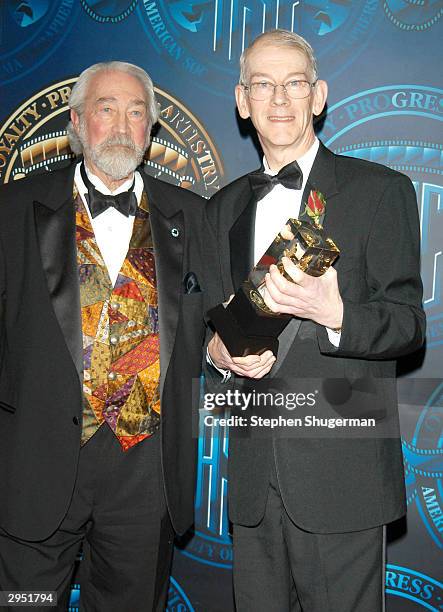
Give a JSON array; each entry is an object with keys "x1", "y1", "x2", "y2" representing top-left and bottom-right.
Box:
[
  {"x1": 80, "y1": 163, "x2": 138, "y2": 219},
  {"x1": 248, "y1": 160, "x2": 303, "y2": 201}
]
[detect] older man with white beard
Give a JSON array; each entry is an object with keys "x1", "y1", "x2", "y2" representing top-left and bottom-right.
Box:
[{"x1": 0, "y1": 62, "x2": 211, "y2": 611}]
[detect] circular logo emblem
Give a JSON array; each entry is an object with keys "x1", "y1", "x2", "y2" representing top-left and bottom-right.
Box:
[
  {"x1": 0, "y1": 78, "x2": 224, "y2": 198},
  {"x1": 320, "y1": 85, "x2": 443, "y2": 350},
  {"x1": 167, "y1": 577, "x2": 195, "y2": 611},
  {"x1": 402, "y1": 381, "x2": 443, "y2": 548},
  {"x1": 383, "y1": 0, "x2": 442, "y2": 31},
  {"x1": 0, "y1": 1, "x2": 79, "y2": 86},
  {"x1": 137, "y1": 0, "x2": 379, "y2": 95},
  {"x1": 386, "y1": 564, "x2": 443, "y2": 609},
  {"x1": 81, "y1": 0, "x2": 137, "y2": 23}
]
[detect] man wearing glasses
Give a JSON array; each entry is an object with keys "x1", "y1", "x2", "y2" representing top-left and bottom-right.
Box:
[{"x1": 206, "y1": 30, "x2": 425, "y2": 611}]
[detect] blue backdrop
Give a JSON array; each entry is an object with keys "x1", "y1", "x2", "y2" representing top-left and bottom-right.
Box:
[{"x1": 0, "y1": 1, "x2": 442, "y2": 610}]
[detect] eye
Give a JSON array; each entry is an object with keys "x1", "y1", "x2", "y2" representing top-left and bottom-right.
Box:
[
  {"x1": 255, "y1": 81, "x2": 272, "y2": 90},
  {"x1": 287, "y1": 80, "x2": 302, "y2": 88}
]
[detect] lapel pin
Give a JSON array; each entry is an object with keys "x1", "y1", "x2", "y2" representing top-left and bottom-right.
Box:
[{"x1": 171, "y1": 228, "x2": 180, "y2": 237}]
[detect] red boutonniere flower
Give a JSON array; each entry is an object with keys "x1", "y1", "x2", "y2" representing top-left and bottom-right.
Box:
[{"x1": 305, "y1": 190, "x2": 326, "y2": 226}]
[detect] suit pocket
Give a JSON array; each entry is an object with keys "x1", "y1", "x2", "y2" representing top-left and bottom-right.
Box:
[{"x1": 182, "y1": 291, "x2": 204, "y2": 305}]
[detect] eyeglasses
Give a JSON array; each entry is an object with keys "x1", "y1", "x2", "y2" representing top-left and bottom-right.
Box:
[{"x1": 243, "y1": 80, "x2": 317, "y2": 101}]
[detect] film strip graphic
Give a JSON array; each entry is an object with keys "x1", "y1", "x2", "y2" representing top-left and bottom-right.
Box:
[
  {"x1": 334, "y1": 141, "x2": 443, "y2": 176},
  {"x1": 12, "y1": 134, "x2": 195, "y2": 188},
  {"x1": 403, "y1": 439, "x2": 443, "y2": 505},
  {"x1": 145, "y1": 137, "x2": 195, "y2": 188},
  {"x1": 11, "y1": 131, "x2": 73, "y2": 179}
]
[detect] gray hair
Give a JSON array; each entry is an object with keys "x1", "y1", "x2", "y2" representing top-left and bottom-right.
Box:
[
  {"x1": 239, "y1": 29, "x2": 318, "y2": 85},
  {"x1": 67, "y1": 61, "x2": 159, "y2": 155}
]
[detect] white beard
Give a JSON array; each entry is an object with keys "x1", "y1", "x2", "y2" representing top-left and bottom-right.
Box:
[
  {"x1": 84, "y1": 133, "x2": 146, "y2": 180},
  {"x1": 71, "y1": 119, "x2": 148, "y2": 180}
]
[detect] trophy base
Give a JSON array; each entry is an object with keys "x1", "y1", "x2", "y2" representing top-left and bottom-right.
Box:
[{"x1": 208, "y1": 289, "x2": 290, "y2": 357}]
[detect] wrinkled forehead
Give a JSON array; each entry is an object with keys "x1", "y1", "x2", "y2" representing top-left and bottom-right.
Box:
[{"x1": 86, "y1": 70, "x2": 147, "y2": 106}]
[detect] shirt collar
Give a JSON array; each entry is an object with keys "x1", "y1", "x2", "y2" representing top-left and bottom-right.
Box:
[{"x1": 263, "y1": 138, "x2": 319, "y2": 180}]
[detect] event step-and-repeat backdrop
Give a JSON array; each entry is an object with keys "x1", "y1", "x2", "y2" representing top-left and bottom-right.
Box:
[{"x1": 1, "y1": 2, "x2": 442, "y2": 610}]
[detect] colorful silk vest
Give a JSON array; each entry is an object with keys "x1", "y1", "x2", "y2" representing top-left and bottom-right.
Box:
[{"x1": 75, "y1": 189, "x2": 160, "y2": 451}]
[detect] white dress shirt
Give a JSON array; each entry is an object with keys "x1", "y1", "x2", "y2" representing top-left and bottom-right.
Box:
[{"x1": 74, "y1": 163, "x2": 144, "y2": 286}]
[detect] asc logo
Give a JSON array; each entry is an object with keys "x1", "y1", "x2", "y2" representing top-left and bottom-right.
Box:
[
  {"x1": 0, "y1": 78, "x2": 224, "y2": 198},
  {"x1": 137, "y1": 0, "x2": 379, "y2": 95},
  {"x1": 0, "y1": 1, "x2": 79, "y2": 85},
  {"x1": 320, "y1": 85, "x2": 443, "y2": 351}
]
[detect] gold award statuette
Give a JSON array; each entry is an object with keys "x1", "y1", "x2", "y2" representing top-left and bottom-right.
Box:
[{"x1": 248, "y1": 217, "x2": 340, "y2": 315}]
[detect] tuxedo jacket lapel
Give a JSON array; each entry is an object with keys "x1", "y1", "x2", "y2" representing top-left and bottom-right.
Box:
[
  {"x1": 142, "y1": 174, "x2": 184, "y2": 398},
  {"x1": 34, "y1": 164, "x2": 83, "y2": 381},
  {"x1": 229, "y1": 191, "x2": 257, "y2": 292},
  {"x1": 302, "y1": 142, "x2": 339, "y2": 227}
]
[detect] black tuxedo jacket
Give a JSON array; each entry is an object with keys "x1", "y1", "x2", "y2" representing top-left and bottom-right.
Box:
[
  {"x1": 0, "y1": 163, "x2": 211, "y2": 540},
  {"x1": 205, "y1": 142, "x2": 426, "y2": 533}
]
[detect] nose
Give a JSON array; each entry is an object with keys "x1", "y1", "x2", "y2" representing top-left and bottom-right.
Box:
[
  {"x1": 114, "y1": 110, "x2": 129, "y2": 133},
  {"x1": 271, "y1": 84, "x2": 289, "y2": 105}
]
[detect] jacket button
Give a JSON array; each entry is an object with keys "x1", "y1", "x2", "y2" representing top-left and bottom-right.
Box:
[{"x1": 73, "y1": 416, "x2": 79, "y2": 426}]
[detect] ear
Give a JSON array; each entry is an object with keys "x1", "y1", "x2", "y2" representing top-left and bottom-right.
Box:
[
  {"x1": 312, "y1": 80, "x2": 328, "y2": 117},
  {"x1": 70, "y1": 109, "x2": 80, "y2": 132},
  {"x1": 235, "y1": 84, "x2": 251, "y2": 120}
]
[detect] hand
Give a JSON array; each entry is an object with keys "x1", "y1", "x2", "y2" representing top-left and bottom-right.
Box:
[
  {"x1": 208, "y1": 333, "x2": 276, "y2": 379},
  {"x1": 264, "y1": 258, "x2": 343, "y2": 329}
]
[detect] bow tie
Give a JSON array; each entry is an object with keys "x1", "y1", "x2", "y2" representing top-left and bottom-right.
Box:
[
  {"x1": 80, "y1": 163, "x2": 138, "y2": 219},
  {"x1": 248, "y1": 160, "x2": 303, "y2": 201}
]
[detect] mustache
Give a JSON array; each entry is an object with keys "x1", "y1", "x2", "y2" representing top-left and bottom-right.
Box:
[{"x1": 97, "y1": 134, "x2": 139, "y2": 151}]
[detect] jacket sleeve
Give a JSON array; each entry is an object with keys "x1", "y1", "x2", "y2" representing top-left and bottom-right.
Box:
[
  {"x1": 0, "y1": 233, "x2": 13, "y2": 410},
  {"x1": 317, "y1": 174, "x2": 426, "y2": 359}
]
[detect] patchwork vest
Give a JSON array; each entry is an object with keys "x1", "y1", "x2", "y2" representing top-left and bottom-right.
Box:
[{"x1": 75, "y1": 189, "x2": 160, "y2": 451}]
